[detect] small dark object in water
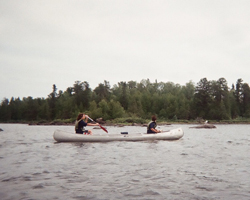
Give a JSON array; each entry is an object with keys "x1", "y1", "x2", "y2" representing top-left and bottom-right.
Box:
[
  {"x1": 0, "y1": 128, "x2": 3, "y2": 131},
  {"x1": 121, "y1": 132, "x2": 128, "y2": 134}
]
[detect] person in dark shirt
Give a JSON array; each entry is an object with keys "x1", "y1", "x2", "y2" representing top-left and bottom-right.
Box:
[
  {"x1": 75, "y1": 113, "x2": 99, "y2": 134},
  {"x1": 147, "y1": 115, "x2": 161, "y2": 134}
]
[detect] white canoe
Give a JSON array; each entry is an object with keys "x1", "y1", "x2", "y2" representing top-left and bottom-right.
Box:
[{"x1": 53, "y1": 128, "x2": 184, "y2": 142}]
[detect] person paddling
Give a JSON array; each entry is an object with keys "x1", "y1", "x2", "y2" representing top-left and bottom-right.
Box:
[
  {"x1": 147, "y1": 115, "x2": 161, "y2": 134},
  {"x1": 75, "y1": 113, "x2": 99, "y2": 135}
]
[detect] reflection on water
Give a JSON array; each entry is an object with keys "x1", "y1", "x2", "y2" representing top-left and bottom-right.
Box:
[{"x1": 0, "y1": 124, "x2": 250, "y2": 200}]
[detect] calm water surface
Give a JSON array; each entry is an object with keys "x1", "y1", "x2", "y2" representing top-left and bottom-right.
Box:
[{"x1": 0, "y1": 123, "x2": 250, "y2": 200}]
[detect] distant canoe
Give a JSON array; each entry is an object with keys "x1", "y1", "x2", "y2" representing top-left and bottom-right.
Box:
[
  {"x1": 53, "y1": 128, "x2": 184, "y2": 143},
  {"x1": 190, "y1": 124, "x2": 216, "y2": 129}
]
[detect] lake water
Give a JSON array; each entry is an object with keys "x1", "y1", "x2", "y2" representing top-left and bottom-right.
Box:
[{"x1": 0, "y1": 123, "x2": 249, "y2": 200}]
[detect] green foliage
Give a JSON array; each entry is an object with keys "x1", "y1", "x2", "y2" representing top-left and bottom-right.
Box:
[
  {"x1": 1, "y1": 78, "x2": 250, "y2": 122},
  {"x1": 108, "y1": 100, "x2": 125, "y2": 119},
  {"x1": 111, "y1": 117, "x2": 147, "y2": 124},
  {"x1": 93, "y1": 80, "x2": 111, "y2": 103},
  {"x1": 88, "y1": 101, "x2": 102, "y2": 120}
]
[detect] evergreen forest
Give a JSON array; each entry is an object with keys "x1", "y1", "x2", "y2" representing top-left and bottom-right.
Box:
[{"x1": 1, "y1": 78, "x2": 250, "y2": 123}]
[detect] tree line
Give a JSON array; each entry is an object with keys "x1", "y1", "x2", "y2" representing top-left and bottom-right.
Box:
[{"x1": 0, "y1": 78, "x2": 250, "y2": 123}]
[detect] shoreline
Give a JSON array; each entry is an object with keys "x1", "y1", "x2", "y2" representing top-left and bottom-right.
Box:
[{"x1": 1, "y1": 120, "x2": 250, "y2": 126}]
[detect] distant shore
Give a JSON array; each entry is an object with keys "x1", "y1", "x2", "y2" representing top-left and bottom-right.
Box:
[{"x1": 1, "y1": 119, "x2": 250, "y2": 126}]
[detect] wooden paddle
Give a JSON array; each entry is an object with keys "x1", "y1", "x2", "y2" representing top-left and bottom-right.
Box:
[{"x1": 88, "y1": 116, "x2": 108, "y2": 133}]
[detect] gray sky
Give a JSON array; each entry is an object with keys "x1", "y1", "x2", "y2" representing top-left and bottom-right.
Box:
[{"x1": 1, "y1": 0, "x2": 250, "y2": 101}]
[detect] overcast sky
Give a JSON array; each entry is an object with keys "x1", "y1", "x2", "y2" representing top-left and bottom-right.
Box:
[{"x1": 1, "y1": 0, "x2": 250, "y2": 101}]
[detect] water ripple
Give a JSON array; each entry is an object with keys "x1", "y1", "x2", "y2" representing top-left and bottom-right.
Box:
[{"x1": 0, "y1": 124, "x2": 250, "y2": 200}]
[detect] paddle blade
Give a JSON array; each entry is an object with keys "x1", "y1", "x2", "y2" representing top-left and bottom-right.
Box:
[{"x1": 100, "y1": 125, "x2": 108, "y2": 133}]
